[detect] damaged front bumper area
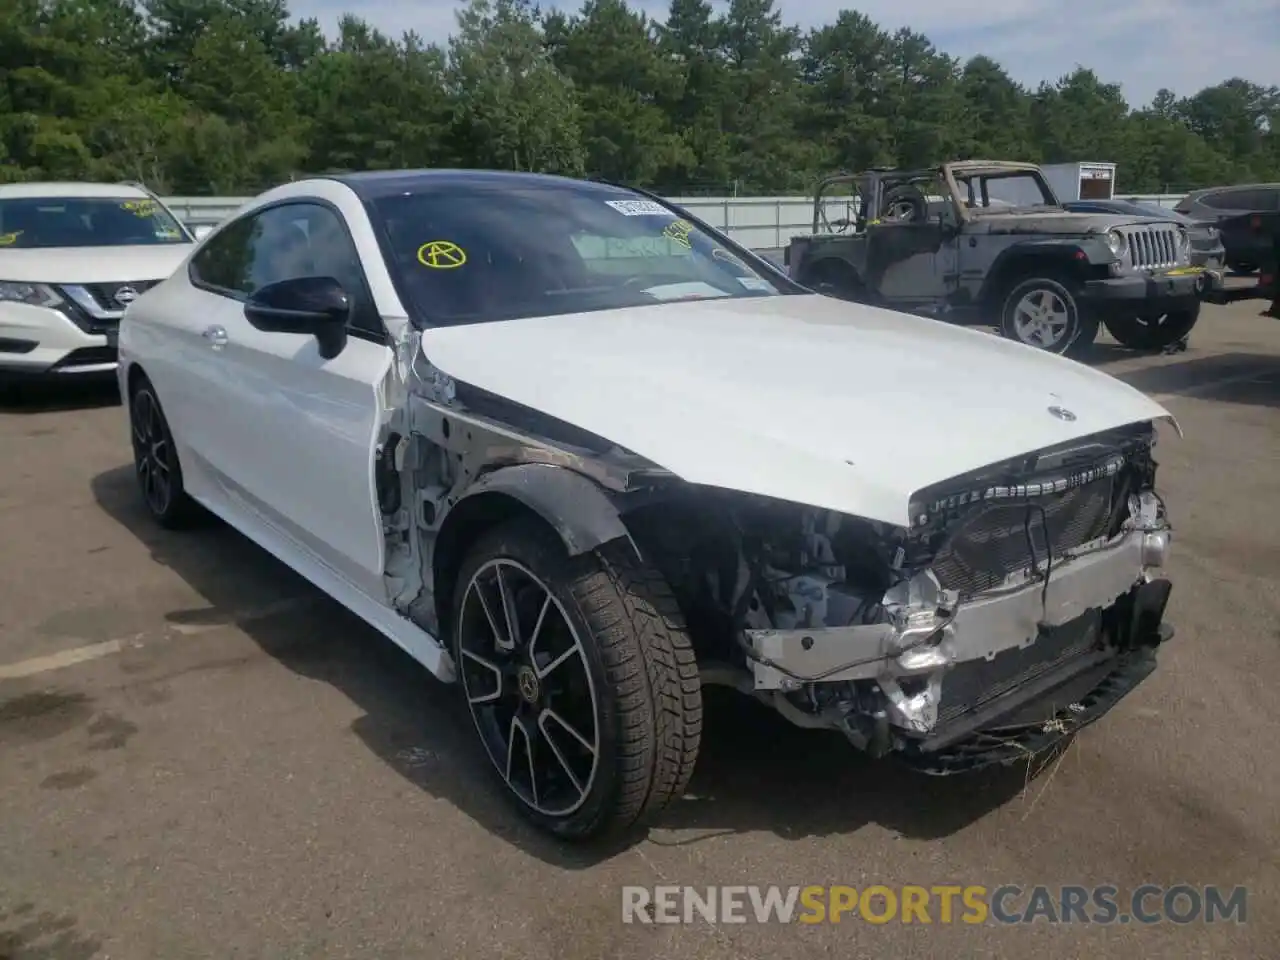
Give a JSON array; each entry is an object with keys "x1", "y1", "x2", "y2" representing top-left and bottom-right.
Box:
[{"x1": 745, "y1": 492, "x2": 1174, "y2": 773}]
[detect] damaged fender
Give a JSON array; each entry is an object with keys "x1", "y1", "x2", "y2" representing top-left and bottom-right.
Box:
[{"x1": 453, "y1": 461, "x2": 634, "y2": 557}]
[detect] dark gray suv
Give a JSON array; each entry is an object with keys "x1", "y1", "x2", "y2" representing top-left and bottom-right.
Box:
[{"x1": 1174, "y1": 184, "x2": 1280, "y2": 274}]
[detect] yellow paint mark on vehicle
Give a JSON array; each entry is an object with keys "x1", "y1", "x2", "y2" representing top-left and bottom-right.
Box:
[
  {"x1": 121, "y1": 199, "x2": 158, "y2": 217},
  {"x1": 1162, "y1": 266, "x2": 1204, "y2": 276},
  {"x1": 417, "y1": 240, "x2": 467, "y2": 269},
  {"x1": 0, "y1": 230, "x2": 21, "y2": 246},
  {"x1": 663, "y1": 219, "x2": 694, "y2": 249}
]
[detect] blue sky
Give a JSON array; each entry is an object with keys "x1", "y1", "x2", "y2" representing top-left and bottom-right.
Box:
[{"x1": 291, "y1": 0, "x2": 1280, "y2": 109}]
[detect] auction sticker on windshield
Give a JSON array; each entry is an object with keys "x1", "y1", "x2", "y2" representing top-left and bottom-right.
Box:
[{"x1": 605, "y1": 199, "x2": 670, "y2": 216}]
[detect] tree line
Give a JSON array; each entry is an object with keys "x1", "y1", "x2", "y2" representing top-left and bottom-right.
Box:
[{"x1": 3, "y1": 0, "x2": 1278, "y2": 198}]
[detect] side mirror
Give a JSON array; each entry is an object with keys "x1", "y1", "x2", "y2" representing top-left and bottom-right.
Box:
[{"x1": 244, "y1": 275, "x2": 350, "y2": 359}]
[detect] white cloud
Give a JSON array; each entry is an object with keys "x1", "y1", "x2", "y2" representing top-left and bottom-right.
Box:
[{"x1": 291, "y1": 0, "x2": 1280, "y2": 107}]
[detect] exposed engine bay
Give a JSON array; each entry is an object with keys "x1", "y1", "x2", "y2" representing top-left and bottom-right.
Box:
[
  {"x1": 622, "y1": 421, "x2": 1173, "y2": 772},
  {"x1": 380, "y1": 352, "x2": 1175, "y2": 776}
]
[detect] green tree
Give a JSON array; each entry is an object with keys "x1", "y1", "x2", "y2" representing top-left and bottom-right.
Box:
[
  {"x1": 544, "y1": 0, "x2": 690, "y2": 187},
  {"x1": 298, "y1": 16, "x2": 452, "y2": 173},
  {"x1": 1030, "y1": 69, "x2": 1131, "y2": 166},
  {"x1": 1176, "y1": 79, "x2": 1280, "y2": 181},
  {"x1": 716, "y1": 0, "x2": 815, "y2": 193},
  {"x1": 957, "y1": 56, "x2": 1037, "y2": 161},
  {"x1": 1, "y1": 0, "x2": 1278, "y2": 194},
  {"x1": 446, "y1": 0, "x2": 585, "y2": 174},
  {"x1": 178, "y1": 12, "x2": 307, "y2": 189},
  {"x1": 652, "y1": 0, "x2": 734, "y2": 191},
  {"x1": 798, "y1": 11, "x2": 896, "y2": 173}
]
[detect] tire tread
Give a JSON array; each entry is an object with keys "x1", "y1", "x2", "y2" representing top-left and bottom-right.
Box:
[
  {"x1": 453, "y1": 519, "x2": 702, "y2": 840},
  {"x1": 577, "y1": 539, "x2": 703, "y2": 830}
]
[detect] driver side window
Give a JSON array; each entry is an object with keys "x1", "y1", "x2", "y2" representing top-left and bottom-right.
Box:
[{"x1": 190, "y1": 202, "x2": 383, "y2": 337}]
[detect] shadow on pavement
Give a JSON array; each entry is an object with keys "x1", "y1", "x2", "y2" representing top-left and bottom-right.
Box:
[
  {"x1": 649, "y1": 686, "x2": 1036, "y2": 844},
  {"x1": 0, "y1": 375, "x2": 120, "y2": 414},
  {"x1": 91, "y1": 463, "x2": 1033, "y2": 866},
  {"x1": 1095, "y1": 351, "x2": 1280, "y2": 409}
]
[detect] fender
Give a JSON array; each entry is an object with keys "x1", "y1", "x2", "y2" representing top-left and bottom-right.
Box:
[
  {"x1": 426, "y1": 456, "x2": 641, "y2": 645},
  {"x1": 980, "y1": 237, "x2": 1109, "y2": 303},
  {"x1": 455, "y1": 461, "x2": 633, "y2": 557}
]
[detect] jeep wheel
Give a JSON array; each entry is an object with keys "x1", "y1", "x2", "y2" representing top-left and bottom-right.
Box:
[
  {"x1": 999, "y1": 276, "x2": 1097, "y2": 355},
  {"x1": 451, "y1": 518, "x2": 702, "y2": 841},
  {"x1": 1104, "y1": 308, "x2": 1200, "y2": 351}
]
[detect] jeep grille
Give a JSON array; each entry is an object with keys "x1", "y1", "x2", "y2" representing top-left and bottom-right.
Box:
[{"x1": 1121, "y1": 223, "x2": 1185, "y2": 270}]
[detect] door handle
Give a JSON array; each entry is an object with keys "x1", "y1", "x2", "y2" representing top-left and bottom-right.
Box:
[{"x1": 202, "y1": 325, "x2": 228, "y2": 349}]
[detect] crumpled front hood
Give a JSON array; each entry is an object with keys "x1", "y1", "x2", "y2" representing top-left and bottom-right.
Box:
[
  {"x1": 419, "y1": 294, "x2": 1174, "y2": 526},
  {"x1": 0, "y1": 244, "x2": 193, "y2": 283}
]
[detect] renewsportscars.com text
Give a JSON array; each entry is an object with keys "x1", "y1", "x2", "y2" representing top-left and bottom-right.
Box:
[{"x1": 621, "y1": 884, "x2": 1248, "y2": 925}]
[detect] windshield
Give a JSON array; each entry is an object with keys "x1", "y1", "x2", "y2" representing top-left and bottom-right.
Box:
[
  {"x1": 0, "y1": 196, "x2": 190, "y2": 249},
  {"x1": 956, "y1": 172, "x2": 1057, "y2": 210},
  {"x1": 368, "y1": 182, "x2": 788, "y2": 327}
]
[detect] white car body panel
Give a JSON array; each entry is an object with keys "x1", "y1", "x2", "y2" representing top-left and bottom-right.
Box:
[
  {"x1": 0, "y1": 301, "x2": 118, "y2": 374},
  {"x1": 418, "y1": 293, "x2": 1175, "y2": 527},
  {"x1": 119, "y1": 177, "x2": 446, "y2": 676},
  {"x1": 186, "y1": 298, "x2": 392, "y2": 598},
  {"x1": 0, "y1": 245, "x2": 192, "y2": 285}
]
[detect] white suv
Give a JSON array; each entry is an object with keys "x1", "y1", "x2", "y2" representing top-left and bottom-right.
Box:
[{"x1": 0, "y1": 182, "x2": 195, "y2": 380}]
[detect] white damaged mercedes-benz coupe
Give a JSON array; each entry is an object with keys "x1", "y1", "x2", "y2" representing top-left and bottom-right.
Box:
[{"x1": 117, "y1": 170, "x2": 1179, "y2": 840}]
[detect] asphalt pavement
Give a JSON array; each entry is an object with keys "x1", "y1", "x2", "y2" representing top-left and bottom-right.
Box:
[{"x1": 2, "y1": 297, "x2": 1279, "y2": 959}]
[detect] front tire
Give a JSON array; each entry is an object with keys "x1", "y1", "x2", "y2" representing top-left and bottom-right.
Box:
[
  {"x1": 451, "y1": 518, "x2": 702, "y2": 840},
  {"x1": 129, "y1": 378, "x2": 200, "y2": 528},
  {"x1": 1104, "y1": 307, "x2": 1200, "y2": 351},
  {"x1": 999, "y1": 275, "x2": 1097, "y2": 355}
]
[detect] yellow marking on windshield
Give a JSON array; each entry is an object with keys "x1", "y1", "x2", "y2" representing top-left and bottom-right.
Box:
[
  {"x1": 662, "y1": 219, "x2": 694, "y2": 249},
  {"x1": 417, "y1": 240, "x2": 467, "y2": 269},
  {"x1": 121, "y1": 199, "x2": 158, "y2": 217}
]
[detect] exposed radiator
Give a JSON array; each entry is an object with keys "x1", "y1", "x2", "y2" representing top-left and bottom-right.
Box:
[{"x1": 930, "y1": 477, "x2": 1115, "y2": 597}]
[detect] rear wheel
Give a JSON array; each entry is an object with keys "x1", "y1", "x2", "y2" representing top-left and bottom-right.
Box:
[
  {"x1": 451, "y1": 518, "x2": 702, "y2": 840},
  {"x1": 998, "y1": 275, "x2": 1097, "y2": 355},
  {"x1": 1104, "y1": 307, "x2": 1200, "y2": 351},
  {"x1": 129, "y1": 378, "x2": 201, "y2": 528}
]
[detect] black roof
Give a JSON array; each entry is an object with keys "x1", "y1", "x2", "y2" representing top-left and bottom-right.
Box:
[
  {"x1": 326, "y1": 168, "x2": 636, "y2": 201},
  {"x1": 1182, "y1": 182, "x2": 1280, "y2": 200}
]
